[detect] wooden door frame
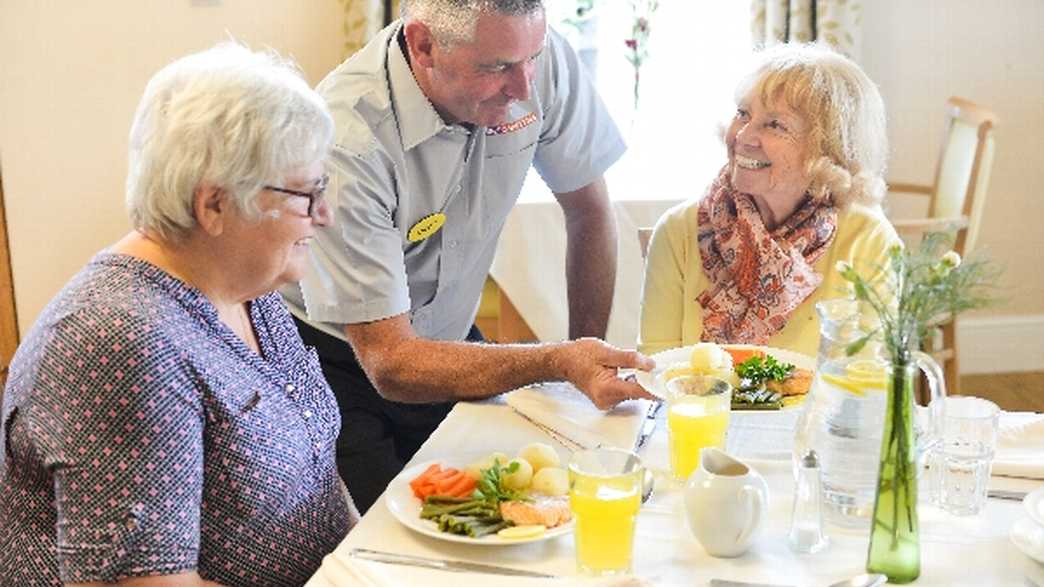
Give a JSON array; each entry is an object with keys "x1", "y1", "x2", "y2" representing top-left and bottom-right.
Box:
[{"x1": 0, "y1": 165, "x2": 20, "y2": 391}]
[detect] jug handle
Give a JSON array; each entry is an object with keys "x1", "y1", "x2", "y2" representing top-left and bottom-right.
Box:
[
  {"x1": 736, "y1": 485, "x2": 764, "y2": 547},
  {"x1": 913, "y1": 350, "x2": 948, "y2": 439}
]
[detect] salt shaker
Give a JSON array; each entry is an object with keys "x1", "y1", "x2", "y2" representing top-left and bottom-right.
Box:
[{"x1": 788, "y1": 449, "x2": 829, "y2": 554}]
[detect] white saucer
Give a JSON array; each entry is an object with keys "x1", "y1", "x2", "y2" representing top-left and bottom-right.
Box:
[{"x1": 1010, "y1": 517, "x2": 1044, "y2": 564}]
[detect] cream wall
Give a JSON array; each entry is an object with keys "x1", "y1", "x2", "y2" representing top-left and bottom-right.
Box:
[
  {"x1": 862, "y1": 0, "x2": 1044, "y2": 317},
  {"x1": 0, "y1": 0, "x2": 346, "y2": 334}
]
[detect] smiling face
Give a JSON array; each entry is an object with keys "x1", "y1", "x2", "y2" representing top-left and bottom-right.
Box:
[
  {"x1": 232, "y1": 160, "x2": 331, "y2": 294},
  {"x1": 725, "y1": 91, "x2": 812, "y2": 228},
  {"x1": 412, "y1": 10, "x2": 546, "y2": 127}
]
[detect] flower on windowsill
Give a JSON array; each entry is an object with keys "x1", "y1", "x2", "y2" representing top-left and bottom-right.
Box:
[
  {"x1": 835, "y1": 232, "x2": 1000, "y2": 364},
  {"x1": 624, "y1": 0, "x2": 659, "y2": 110}
]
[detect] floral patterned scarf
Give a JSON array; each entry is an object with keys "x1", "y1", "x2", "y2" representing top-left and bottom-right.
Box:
[{"x1": 697, "y1": 167, "x2": 838, "y2": 344}]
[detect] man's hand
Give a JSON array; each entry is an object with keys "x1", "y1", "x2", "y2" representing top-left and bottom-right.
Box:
[{"x1": 551, "y1": 338, "x2": 656, "y2": 410}]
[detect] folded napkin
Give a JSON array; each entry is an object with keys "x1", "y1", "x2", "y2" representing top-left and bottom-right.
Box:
[
  {"x1": 992, "y1": 411, "x2": 1044, "y2": 479},
  {"x1": 504, "y1": 382, "x2": 651, "y2": 451},
  {"x1": 305, "y1": 551, "x2": 650, "y2": 587}
]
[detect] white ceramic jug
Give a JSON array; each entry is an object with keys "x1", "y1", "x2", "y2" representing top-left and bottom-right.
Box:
[{"x1": 684, "y1": 447, "x2": 769, "y2": 557}]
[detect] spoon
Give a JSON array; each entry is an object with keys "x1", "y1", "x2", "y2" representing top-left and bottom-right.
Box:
[
  {"x1": 828, "y1": 574, "x2": 887, "y2": 587},
  {"x1": 640, "y1": 468, "x2": 655, "y2": 503}
]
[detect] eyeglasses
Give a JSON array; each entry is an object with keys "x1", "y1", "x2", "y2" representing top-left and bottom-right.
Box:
[{"x1": 264, "y1": 174, "x2": 330, "y2": 218}]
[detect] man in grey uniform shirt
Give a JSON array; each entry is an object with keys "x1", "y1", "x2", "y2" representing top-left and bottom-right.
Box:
[{"x1": 282, "y1": 0, "x2": 654, "y2": 512}]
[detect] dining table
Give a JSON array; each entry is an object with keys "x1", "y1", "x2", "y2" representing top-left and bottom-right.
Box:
[{"x1": 307, "y1": 389, "x2": 1044, "y2": 586}]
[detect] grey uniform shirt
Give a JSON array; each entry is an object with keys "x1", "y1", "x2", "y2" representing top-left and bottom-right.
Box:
[{"x1": 281, "y1": 21, "x2": 625, "y2": 342}]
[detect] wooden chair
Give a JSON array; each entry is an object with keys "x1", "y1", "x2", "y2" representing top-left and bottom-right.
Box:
[
  {"x1": 638, "y1": 227, "x2": 654, "y2": 261},
  {"x1": 888, "y1": 96, "x2": 998, "y2": 396},
  {"x1": 475, "y1": 277, "x2": 539, "y2": 343}
]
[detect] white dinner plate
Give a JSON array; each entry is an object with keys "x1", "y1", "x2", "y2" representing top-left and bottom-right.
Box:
[
  {"x1": 1025, "y1": 486, "x2": 1044, "y2": 528},
  {"x1": 1010, "y1": 517, "x2": 1044, "y2": 565},
  {"x1": 635, "y1": 343, "x2": 815, "y2": 403},
  {"x1": 385, "y1": 459, "x2": 574, "y2": 546}
]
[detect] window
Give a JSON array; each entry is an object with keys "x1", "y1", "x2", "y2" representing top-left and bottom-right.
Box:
[{"x1": 524, "y1": 1, "x2": 753, "y2": 202}]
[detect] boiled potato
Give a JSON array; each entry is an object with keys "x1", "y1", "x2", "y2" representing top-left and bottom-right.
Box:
[
  {"x1": 517, "y1": 442, "x2": 560, "y2": 473},
  {"x1": 501, "y1": 457, "x2": 534, "y2": 490},
  {"x1": 530, "y1": 466, "x2": 568, "y2": 496},
  {"x1": 689, "y1": 342, "x2": 732, "y2": 374},
  {"x1": 463, "y1": 451, "x2": 510, "y2": 480}
]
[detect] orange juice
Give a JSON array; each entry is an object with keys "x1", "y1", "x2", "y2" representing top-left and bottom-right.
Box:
[
  {"x1": 667, "y1": 394, "x2": 730, "y2": 480},
  {"x1": 569, "y1": 475, "x2": 641, "y2": 575}
]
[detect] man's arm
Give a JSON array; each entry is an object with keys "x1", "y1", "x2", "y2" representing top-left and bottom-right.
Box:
[
  {"x1": 554, "y1": 176, "x2": 617, "y2": 340},
  {"x1": 343, "y1": 314, "x2": 653, "y2": 410}
]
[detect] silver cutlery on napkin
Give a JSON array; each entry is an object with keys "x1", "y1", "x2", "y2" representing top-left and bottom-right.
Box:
[
  {"x1": 510, "y1": 405, "x2": 595, "y2": 452},
  {"x1": 987, "y1": 489, "x2": 1028, "y2": 501},
  {"x1": 348, "y1": 548, "x2": 558, "y2": 578}
]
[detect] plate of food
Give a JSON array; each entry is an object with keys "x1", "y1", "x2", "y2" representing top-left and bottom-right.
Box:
[
  {"x1": 385, "y1": 444, "x2": 575, "y2": 545},
  {"x1": 636, "y1": 342, "x2": 815, "y2": 411}
]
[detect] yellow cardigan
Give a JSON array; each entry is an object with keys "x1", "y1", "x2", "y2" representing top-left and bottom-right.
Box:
[{"x1": 638, "y1": 199, "x2": 901, "y2": 357}]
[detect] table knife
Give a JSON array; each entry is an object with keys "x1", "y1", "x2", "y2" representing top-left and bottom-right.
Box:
[
  {"x1": 347, "y1": 548, "x2": 558, "y2": 578},
  {"x1": 633, "y1": 400, "x2": 664, "y2": 452},
  {"x1": 987, "y1": 489, "x2": 1028, "y2": 501}
]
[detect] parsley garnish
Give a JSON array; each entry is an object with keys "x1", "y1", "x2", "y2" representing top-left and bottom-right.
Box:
[{"x1": 735, "y1": 355, "x2": 795, "y2": 384}]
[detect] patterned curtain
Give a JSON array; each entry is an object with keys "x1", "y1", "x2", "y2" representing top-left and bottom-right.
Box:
[
  {"x1": 750, "y1": 0, "x2": 863, "y2": 60},
  {"x1": 339, "y1": 0, "x2": 399, "y2": 59}
]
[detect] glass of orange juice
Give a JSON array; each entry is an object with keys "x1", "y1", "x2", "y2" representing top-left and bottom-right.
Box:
[
  {"x1": 666, "y1": 375, "x2": 732, "y2": 481},
  {"x1": 568, "y1": 447, "x2": 644, "y2": 576}
]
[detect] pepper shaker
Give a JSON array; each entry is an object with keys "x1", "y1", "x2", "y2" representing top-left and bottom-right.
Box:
[{"x1": 788, "y1": 449, "x2": 829, "y2": 554}]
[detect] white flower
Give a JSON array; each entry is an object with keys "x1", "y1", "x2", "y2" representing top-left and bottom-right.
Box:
[
  {"x1": 941, "y1": 251, "x2": 961, "y2": 268},
  {"x1": 835, "y1": 260, "x2": 853, "y2": 275}
]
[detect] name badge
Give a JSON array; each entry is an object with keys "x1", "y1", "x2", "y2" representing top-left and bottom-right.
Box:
[{"x1": 407, "y1": 213, "x2": 446, "y2": 242}]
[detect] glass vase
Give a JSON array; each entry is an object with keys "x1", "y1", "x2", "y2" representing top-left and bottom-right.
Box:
[{"x1": 866, "y1": 359, "x2": 920, "y2": 583}]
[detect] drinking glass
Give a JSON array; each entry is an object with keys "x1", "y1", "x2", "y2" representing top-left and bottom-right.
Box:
[
  {"x1": 929, "y1": 395, "x2": 1000, "y2": 515},
  {"x1": 568, "y1": 447, "x2": 644, "y2": 576},
  {"x1": 665, "y1": 375, "x2": 732, "y2": 481}
]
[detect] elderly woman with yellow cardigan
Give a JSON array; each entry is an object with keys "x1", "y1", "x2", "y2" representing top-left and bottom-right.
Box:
[{"x1": 639, "y1": 44, "x2": 901, "y2": 357}]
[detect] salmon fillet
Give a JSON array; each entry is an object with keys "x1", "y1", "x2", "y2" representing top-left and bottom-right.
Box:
[
  {"x1": 499, "y1": 495, "x2": 573, "y2": 528},
  {"x1": 765, "y1": 367, "x2": 813, "y2": 396}
]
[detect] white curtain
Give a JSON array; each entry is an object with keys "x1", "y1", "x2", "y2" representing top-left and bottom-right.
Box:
[
  {"x1": 339, "y1": 0, "x2": 394, "y2": 59},
  {"x1": 750, "y1": 0, "x2": 863, "y2": 60}
]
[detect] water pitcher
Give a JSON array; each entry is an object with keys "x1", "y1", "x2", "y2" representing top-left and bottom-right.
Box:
[{"x1": 793, "y1": 299, "x2": 946, "y2": 527}]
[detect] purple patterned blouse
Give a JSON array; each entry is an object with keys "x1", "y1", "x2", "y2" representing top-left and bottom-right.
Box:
[{"x1": 1, "y1": 253, "x2": 354, "y2": 585}]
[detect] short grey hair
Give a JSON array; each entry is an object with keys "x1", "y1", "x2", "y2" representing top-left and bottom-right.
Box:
[
  {"x1": 401, "y1": 0, "x2": 545, "y2": 45},
  {"x1": 735, "y1": 43, "x2": 889, "y2": 209},
  {"x1": 126, "y1": 42, "x2": 334, "y2": 241}
]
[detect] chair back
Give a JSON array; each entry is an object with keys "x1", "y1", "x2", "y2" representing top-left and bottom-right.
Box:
[
  {"x1": 638, "y1": 227, "x2": 654, "y2": 261},
  {"x1": 928, "y1": 97, "x2": 997, "y2": 254}
]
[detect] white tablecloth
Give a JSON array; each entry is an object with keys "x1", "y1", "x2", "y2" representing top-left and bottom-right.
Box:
[
  {"x1": 309, "y1": 399, "x2": 1044, "y2": 586},
  {"x1": 489, "y1": 169, "x2": 686, "y2": 349}
]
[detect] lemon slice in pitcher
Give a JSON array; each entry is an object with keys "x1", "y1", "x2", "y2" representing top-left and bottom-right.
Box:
[{"x1": 821, "y1": 359, "x2": 887, "y2": 397}]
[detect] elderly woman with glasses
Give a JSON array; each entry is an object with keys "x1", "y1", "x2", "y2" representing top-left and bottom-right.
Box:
[
  {"x1": 639, "y1": 44, "x2": 901, "y2": 357},
  {"x1": 0, "y1": 44, "x2": 356, "y2": 586}
]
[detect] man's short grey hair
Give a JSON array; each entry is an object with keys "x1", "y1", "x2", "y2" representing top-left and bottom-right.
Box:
[
  {"x1": 400, "y1": 0, "x2": 545, "y2": 45},
  {"x1": 126, "y1": 42, "x2": 334, "y2": 241}
]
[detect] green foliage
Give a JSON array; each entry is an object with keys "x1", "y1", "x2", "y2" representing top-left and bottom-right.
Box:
[{"x1": 836, "y1": 232, "x2": 1001, "y2": 364}]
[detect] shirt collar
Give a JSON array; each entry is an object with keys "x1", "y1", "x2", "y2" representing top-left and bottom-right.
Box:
[{"x1": 388, "y1": 26, "x2": 461, "y2": 151}]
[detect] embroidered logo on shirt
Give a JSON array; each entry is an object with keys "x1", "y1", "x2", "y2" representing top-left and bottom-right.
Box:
[
  {"x1": 407, "y1": 212, "x2": 447, "y2": 242},
  {"x1": 485, "y1": 112, "x2": 537, "y2": 136}
]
